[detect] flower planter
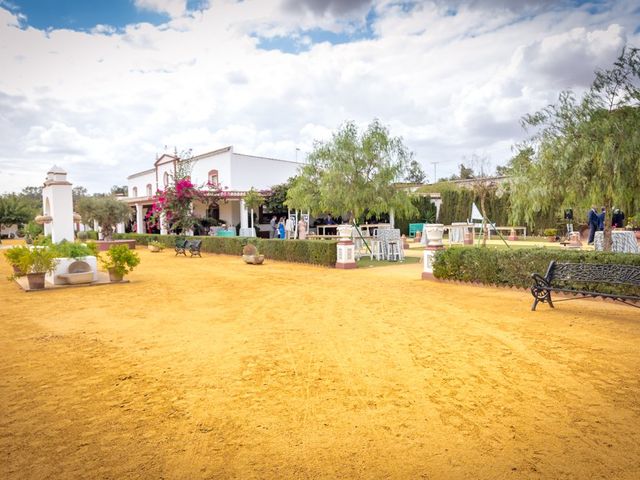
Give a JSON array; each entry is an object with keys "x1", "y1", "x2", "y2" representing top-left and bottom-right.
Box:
[
  {"x1": 12, "y1": 264, "x2": 24, "y2": 276},
  {"x1": 425, "y1": 224, "x2": 444, "y2": 247},
  {"x1": 148, "y1": 245, "x2": 161, "y2": 252},
  {"x1": 242, "y1": 254, "x2": 265, "y2": 265},
  {"x1": 26, "y1": 272, "x2": 46, "y2": 290},
  {"x1": 108, "y1": 268, "x2": 124, "y2": 282}
]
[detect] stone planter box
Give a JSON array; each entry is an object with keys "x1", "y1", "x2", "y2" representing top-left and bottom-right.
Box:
[{"x1": 95, "y1": 240, "x2": 136, "y2": 251}]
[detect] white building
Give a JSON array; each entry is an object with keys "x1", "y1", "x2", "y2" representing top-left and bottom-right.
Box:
[{"x1": 125, "y1": 146, "x2": 302, "y2": 235}]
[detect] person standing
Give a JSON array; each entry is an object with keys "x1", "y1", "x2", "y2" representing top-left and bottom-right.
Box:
[
  {"x1": 278, "y1": 217, "x2": 286, "y2": 239},
  {"x1": 285, "y1": 216, "x2": 294, "y2": 239},
  {"x1": 269, "y1": 216, "x2": 277, "y2": 239},
  {"x1": 587, "y1": 206, "x2": 599, "y2": 244},
  {"x1": 598, "y1": 207, "x2": 606, "y2": 231},
  {"x1": 298, "y1": 217, "x2": 307, "y2": 240},
  {"x1": 612, "y1": 208, "x2": 625, "y2": 229}
]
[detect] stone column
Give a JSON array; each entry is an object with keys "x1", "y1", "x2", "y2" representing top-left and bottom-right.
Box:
[
  {"x1": 41, "y1": 165, "x2": 74, "y2": 243},
  {"x1": 160, "y1": 213, "x2": 168, "y2": 235},
  {"x1": 389, "y1": 208, "x2": 395, "y2": 228},
  {"x1": 240, "y1": 199, "x2": 248, "y2": 229},
  {"x1": 136, "y1": 204, "x2": 144, "y2": 234}
]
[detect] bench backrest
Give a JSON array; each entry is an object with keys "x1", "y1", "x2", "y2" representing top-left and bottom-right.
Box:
[
  {"x1": 175, "y1": 238, "x2": 187, "y2": 248},
  {"x1": 549, "y1": 262, "x2": 640, "y2": 287},
  {"x1": 190, "y1": 240, "x2": 202, "y2": 249}
]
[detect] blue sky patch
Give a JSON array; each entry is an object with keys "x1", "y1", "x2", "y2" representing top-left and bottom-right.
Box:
[
  {"x1": 1, "y1": 0, "x2": 197, "y2": 31},
  {"x1": 256, "y1": 8, "x2": 376, "y2": 54}
]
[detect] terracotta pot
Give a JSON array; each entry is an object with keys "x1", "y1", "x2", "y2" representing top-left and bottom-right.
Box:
[
  {"x1": 108, "y1": 268, "x2": 124, "y2": 282},
  {"x1": 26, "y1": 272, "x2": 46, "y2": 290}
]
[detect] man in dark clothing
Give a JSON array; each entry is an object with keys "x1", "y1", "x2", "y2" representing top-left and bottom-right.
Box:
[
  {"x1": 587, "y1": 206, "x2": 599, "y2": 244},
  {"x1": 597, "y1": 207, "x2": 606, "y2": 231},
  {"x1": 612, "y1": 208, "x2": 625, "y2": 228}
]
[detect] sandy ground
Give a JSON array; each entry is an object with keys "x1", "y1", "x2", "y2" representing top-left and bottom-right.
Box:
[{"x1": 1, "y1": 244, "x2": 639, "y2": 479}]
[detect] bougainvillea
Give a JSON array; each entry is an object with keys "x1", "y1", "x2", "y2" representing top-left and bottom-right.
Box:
[{"x1": 148, "y1": 154, "x2": 228, "y2": 233}]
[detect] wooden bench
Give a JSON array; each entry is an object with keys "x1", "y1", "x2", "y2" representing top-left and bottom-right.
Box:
[{"x1": 530, "y1": 261, "x2": 640, "y2": 311}]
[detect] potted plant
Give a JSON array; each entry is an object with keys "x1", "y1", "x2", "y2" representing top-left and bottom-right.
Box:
[
  {"x1": 100, "y1": 244, "x2": 140, "y2": 282},
  {"x1": 543, "y1": 228, "x2": 558, "y2": 242},
  {"x1": 17, "y1": 247, "x2": 59, "y2": 289},
  {"x1": 242, "y1": 244, "x2": 264, "y2": 265},
  {"x1": 4, "y1": 245, "x2": 30, "y2": 276},
  {"x1": 148, "y1": 241, "x2": 165, "y2": 252}
]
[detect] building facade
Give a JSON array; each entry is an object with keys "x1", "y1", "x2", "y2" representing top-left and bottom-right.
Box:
[{"x1": 125, "y1": 146, "x2": 302, "y2": 234}]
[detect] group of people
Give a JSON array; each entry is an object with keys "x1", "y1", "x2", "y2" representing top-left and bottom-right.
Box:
[
  {"x1": 587, "y1": 206, "x2": 626, "y2": 244},
  {"x1": 269, "y1": 216, "x2": 307, "y2": 240}
]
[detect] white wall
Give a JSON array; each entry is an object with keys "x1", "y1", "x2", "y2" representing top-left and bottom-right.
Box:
[
  {"x1": 231, "y1": 154, "x2": 302, "y2": 190},
  {"x1": 127, "y1": 170, "x2": 155, "y2": 199},
  {"x1": 191, "y1": 150, "x2": 233, "y2": 188}
]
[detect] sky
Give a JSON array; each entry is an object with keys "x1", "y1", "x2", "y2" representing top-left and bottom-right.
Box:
[{"x1": 0, "y1": 0, "x2": 638, "y2": 194}]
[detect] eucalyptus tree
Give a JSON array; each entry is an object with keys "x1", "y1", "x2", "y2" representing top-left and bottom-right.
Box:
[
  {"x1": 286, "y1": 119, "x2": 416, "y2": 223},
  {"x1": 510, "y1": 47, "x2": 640, "y2": 250}
]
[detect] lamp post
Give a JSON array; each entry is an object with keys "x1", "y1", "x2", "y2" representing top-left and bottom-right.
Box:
[{"x1": 295, "y1": 147, "x2": 300, "y2": 162}]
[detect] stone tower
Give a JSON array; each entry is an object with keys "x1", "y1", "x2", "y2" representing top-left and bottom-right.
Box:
[{"x1": 42, "y1": 165, "x2": 75, "y2": 243}]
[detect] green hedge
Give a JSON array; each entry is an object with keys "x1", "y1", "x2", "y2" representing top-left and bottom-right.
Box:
[
  {"x1": 113, "y1": 233, "x2": 337, "y2": 267},
  {"x1": 433, "y1": 247, "x2": 640, "y2": 296}
]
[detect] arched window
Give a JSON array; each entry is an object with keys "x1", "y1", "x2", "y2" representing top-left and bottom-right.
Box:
[
  {"x1": 146, "y1": 184, "x2": 152, "y2": 197},
  {"x1": 132, "y1": 187, "x2": 138, "y2": 197},
  {"x1": 208, "y1": 169, "x2": 219, "y2": 186},
  {"x1": 163, "y1": 172, "x2": 169, "y2": 187}
]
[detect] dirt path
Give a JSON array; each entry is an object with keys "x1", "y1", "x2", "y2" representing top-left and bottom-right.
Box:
[{"x1": 1, "y1": 248, "x2": 639, "y2": 479}]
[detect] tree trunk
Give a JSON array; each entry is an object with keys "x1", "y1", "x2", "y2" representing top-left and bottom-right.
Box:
[
  {"x1": 603, "y1": 200, "x2": 613, "y2": 251},
  {"x1": 480, "y1": 194, "x2": 488, "y2": 247}
]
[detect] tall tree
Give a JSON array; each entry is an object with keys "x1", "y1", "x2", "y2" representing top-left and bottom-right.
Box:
[
  {"x1": 0, "y1": 195, "x2": 34, "y2": 243},
  {"x1": 405, "y1": 160, "x2": 426, "y2": 184},
  {"x1": 76, "y1": 196, "x2": 131, "y2": 240},
  {"x1": 510, "y1": 47, "x2": 640, "y2": 250},
  {"x1": 286, "y1": 119, "x2": 416, "y2": 222}
]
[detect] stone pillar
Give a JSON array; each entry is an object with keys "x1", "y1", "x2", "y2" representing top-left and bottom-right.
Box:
[
  {"x1": 160, "y1": 213, "x2": 168, "y2": 235},
  {"x1": 116, "y1": 222, "x2": 125, "y2": 234},
  {"x1": 240, "y1": 199, "x2": 248, "y2": 229},
  {"x1": 136, "y1": 204, "x2": 145, "y2": 234},
  {"x1": 41, "y1": 165, "x2": 75, "y2": 243},
  {"x1": 389, "y1": 208, "x2": 395, "y2": 228}
]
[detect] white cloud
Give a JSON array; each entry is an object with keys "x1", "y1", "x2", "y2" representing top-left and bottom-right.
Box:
[
  {"x1": 133, "y1": 0, "x2": 187, "y2": 18},
  {"x1": 0, "y1": 0, "x2": 638, "y2": 193}
]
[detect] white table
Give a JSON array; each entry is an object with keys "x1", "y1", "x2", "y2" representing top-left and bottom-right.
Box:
[{"x1": 594, "y1": 231, "x2": 639, "y2": 253}]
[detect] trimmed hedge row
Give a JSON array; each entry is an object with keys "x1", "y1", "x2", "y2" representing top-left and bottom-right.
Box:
[
  {"x1": 113, "y1": 233, "x2": 337, "y2": 267},
  {"x1": 433, "y1": 247, "x2": 640, "y2": 296}
]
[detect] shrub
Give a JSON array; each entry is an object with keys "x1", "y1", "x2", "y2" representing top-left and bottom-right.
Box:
[
  {"x1": 433, "y1": 247, "x2": 640, "y2": 296},
  {"x1": 53, "y1": 241, "x2": 97, "y2": 259},
  {"x1": 17, "y1": 247, "x2": 59, "y2": 274},
  {"x1": 4, "y1": 245, "x2": 30, "y2": 267},
  {"x1": 243, "y1": 244, "x2": 258, "y2": 255},
  {"x1": 100, "y1": 244, "x2": 140, "y2": 277},
  {"x1": 543, "y1": 228, "x2": 557, "y2": 237},
  {"x1": 77, "y1": 231, "x2": 88, "y2": 241},
  {"x1": 149, "y1": 241, "x2": 166, "y2": 250},
  {"x1": 113, "y1": 234, "x2": 338, "y2": 266}
]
